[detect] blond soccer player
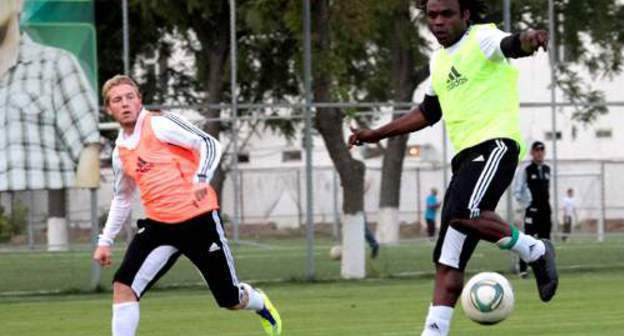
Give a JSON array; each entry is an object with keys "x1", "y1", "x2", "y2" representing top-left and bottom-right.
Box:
[{"x1": 93, "y1": 75, "x2": 282, "y2": 336}]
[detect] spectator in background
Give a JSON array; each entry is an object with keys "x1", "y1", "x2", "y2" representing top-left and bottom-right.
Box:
[
  {"x1": 561, "y1": 188, "x2": 577, "y2": 242},
  {"x1": 513, "y1": 141, "x2": 552, "y2": 278},
  {"x1": 425, "y1": 188, "x2": 441, "y2": 239}
]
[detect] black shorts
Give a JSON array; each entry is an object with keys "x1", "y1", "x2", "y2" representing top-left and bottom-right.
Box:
[
  {"x1": 524, "y1": 206, "x2": 552, "y2": 239},
  {"x1": 433, "y1": 138, "x2": 519, "y2": 270},
  {"x1": 113, "y1": 210, "x2": 241, "y2": 308}
]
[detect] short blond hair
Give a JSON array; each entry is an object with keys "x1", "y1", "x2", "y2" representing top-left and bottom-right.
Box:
[{"x1": 102, "y1": 75, "x2": 141, "y2": 106}]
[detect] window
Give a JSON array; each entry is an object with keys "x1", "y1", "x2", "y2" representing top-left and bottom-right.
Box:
[
  {"x1": 237, "y1": 153, "x2": 250, "y2": 163},
  {"x1": 595, "y1": 129, "x2": 612, "y2": 139},
  {"x1": 282, "y1": 150, "x2": 302, "y2": 162},
  {"x1": 544, "y1": 131, "x2": 562, "y2": 141},
  {"x1": 406, "y1": 145, "x2": 422, "y2": 158}
]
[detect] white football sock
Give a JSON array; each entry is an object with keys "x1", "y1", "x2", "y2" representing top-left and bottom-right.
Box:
[
  {"x1": 421, "y1": 305, "x2": 454, "y2": 336},
  {"x1": 511, "y1": 232, "x2": 545, "y2": 263},
  {"x1": 240, "y1": 283, "x2": 265, "y2": 311},
  {"x1": 112, "y1": 302, "x2": 139, "y2": 336},
  {"x1": 496, "y1": 226, "x2": 545, "y2": 263}
]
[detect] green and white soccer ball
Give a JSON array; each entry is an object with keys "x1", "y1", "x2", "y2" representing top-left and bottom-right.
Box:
[{"x1": 461, "y1": 272, "x2": 515, "y2": 325}]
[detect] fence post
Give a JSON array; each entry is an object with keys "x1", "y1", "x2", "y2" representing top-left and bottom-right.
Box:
[
  {"x1": 90, "y1": 188, "x2": 101, "y2": 290},
  {"x1": 416, "y1": 168, "x2": 422, "y2": 228},
  {"x1": 296, "y1": 169, "x2": 302, "y2": 228},
  {"x1": 239, "y1": 169, "x2": 245, "y2": 226},
  {"x1": 28, "y1": 191, "x2": 34, "y2": 249},
  {"x1": 599, "y1": 162, "x2": 606, "y2": 242}
]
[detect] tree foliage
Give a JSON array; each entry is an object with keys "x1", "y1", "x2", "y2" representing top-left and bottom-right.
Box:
[{"x1": 485, "y1": 0, "x2": 624, "y2": 122}]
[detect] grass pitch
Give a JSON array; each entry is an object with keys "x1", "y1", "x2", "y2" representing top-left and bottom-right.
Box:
[{"x1": 2, "y1": 270, "x2": 623, "y2": 335}]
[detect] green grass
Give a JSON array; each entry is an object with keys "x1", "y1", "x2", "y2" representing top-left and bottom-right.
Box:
[
  {"x1": 1, "y1": 271, "x2": 623, "y2": 335},
  {"x1": 1, "y1": 236, "x2": 624, "y2": 294}
]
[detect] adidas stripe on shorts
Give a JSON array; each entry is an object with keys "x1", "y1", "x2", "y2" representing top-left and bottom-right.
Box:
[
  {"x1": 113, "y1": 210, "x2": 241, "y2": 307},
  {"x1": 433, "y1": 138, "x2": 519, "y2": 271}
]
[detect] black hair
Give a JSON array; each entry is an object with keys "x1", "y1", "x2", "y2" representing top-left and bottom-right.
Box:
[{"x1": 419, "y1": 0, "x2": 488, "y2": 24}]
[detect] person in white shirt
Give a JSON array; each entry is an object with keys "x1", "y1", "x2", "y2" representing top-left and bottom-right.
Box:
[
  {"x1": 93, "y1": 75, "x2": 282, "y2": 336},
  {"x1": 561, "y1": 188, "x2": 577, "y2": 242}
]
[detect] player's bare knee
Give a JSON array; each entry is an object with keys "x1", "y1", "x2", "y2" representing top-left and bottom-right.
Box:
[{"x1": 113, "y1": 281, "x2": 137, "y2": 304}]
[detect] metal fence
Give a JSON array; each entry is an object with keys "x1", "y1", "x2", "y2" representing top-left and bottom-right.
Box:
[
  {"x1": 2, "y1": 155, "x2": 624, "y2": 295},
  {"x1": 3, "y1": 159, "x2": 622, "y2": 244}
]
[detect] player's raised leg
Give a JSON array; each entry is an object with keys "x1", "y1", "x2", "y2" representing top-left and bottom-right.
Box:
[
  {"x1": 184, "y1": 211, "x2": 282, "y2": 335},
  {"x1": 454, "y1": 212, "x2": 558, "y2": 302}
]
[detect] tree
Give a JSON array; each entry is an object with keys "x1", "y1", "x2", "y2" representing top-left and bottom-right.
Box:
[
  {"x1": 308, "y1": 0, "x2": 378, "y2": 278},
  {"x1": 486, "y1": 0, "x2": 624, "y2": 121},
  {"x1": 97, "y1": 1, "x2": 301, "y2": 197},
  {"x1": 367, "y1": 0, "x2": 430, "y2": 243}
]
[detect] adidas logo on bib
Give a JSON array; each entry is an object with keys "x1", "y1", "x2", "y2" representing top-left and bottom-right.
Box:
[{"x1": 446, "y1": 66, "x2": 468, "y2": 91}]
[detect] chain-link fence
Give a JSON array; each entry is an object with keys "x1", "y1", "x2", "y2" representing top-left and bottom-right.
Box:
[{"x1": 2, "y1": 151, "x2": 624, "y2": 295}]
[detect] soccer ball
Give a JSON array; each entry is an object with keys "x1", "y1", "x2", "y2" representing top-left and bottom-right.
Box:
[
  {"x1": 461, "y1": 272, "x2": 515, "y2": 325},
  {"x1": 329, "y1": 245, "x2": 342, "y2": 260}
]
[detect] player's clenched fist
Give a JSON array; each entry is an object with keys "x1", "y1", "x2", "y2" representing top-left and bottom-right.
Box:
[
  {"x1": 348, "y1": 127, "x2": 379, "y2": 148},
  {"x1": 519, "y1": 29, "x2": 549, "y2": 54},
  {"x1": 93, "y1": 246, "x2": 112, "y2": 266}
]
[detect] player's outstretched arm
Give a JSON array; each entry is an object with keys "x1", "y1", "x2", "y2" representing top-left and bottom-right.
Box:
[
  {"x1": 500, "y1": 29, "x2": 549, "y2": 58},
  {"x1": 348, "y1": 95, "x2": 441, "y2": 148}
]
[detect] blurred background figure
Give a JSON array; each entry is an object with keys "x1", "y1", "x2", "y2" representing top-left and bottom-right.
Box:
[
  {"x1": 424, "y1": 188, "x2": 441, "y2": 240},
  {"x1": 561, "y1": 188, "x2": 577, "y2": 242}
]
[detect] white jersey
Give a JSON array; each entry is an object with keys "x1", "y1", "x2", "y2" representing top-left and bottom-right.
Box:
[
  {"x1": 98, "y1": 109, "x2": 222, "y2": 246},
  {"x1": 562, "y1": 196, "x2": 576, "y2": 218}
]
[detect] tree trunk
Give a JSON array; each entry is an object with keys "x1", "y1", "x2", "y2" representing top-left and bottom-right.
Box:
[
  {"x1": 377, "y1": 5, "x2": 428, "y2": 243},
  {"x1": 312, "y1": 0, "x2": 366, "y2": 278},
  {"x1": 203, "y1": 43, "x2": 228, "y2": 198},
  {"x1": 194, "y1": 11, "x2": 230, "y2": 198}
]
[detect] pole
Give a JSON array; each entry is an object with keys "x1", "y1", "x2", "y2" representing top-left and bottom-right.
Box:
[
  {"x1": 296, "y1": 169, "x2": 302, "y2": 228},
  {"x1": 504, "y1": 0, "x2": 516, "y2": 270},
  {"x1": 503, "y1": 0, "x2": 511, "y2": 32},
  {"x1": 548, "y1": 0, "x2": 560, "y2": 236},
  {"x1": 239, "y1": 170, "x2": 245, "y2": 227},
  {"x1": 416, "y1": 168, "x2": 422, "y2": 227},
  {"x1": 90, "y1": 189, "x2": 101, "y2": 289},
  {"x1": 599, "y1": 162, "x2": 606, "y2": 242},
  {"x1": 28, "y1": 191, "x2": 34, "y2": 249},
  {"x1": 122, "y1": 0, "x2": 129, "y2": 75},
  {"x1": 303, "y1": 0, "x2": 315, "y2": 279},
  {"x1": 229, "y1": 0, "x2": 241, "y2": 243}
]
